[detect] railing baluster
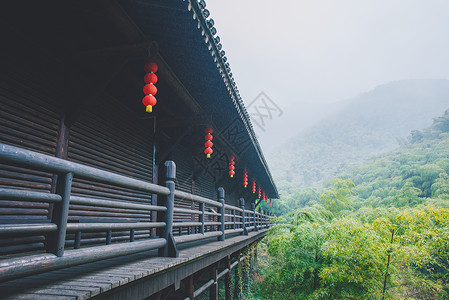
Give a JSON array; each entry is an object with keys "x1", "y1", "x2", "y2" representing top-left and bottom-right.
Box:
[
  {"x1": 158, "y1": 161, "x2": 178, "y2": 257},
  {"x1": 217, "y1": 187, "x2": 225, "y2": 241},
  {"x1": 233, "y1": 209, "x2": 236, "y2": 230},
  {"x1": 251, "y1": 203, "x2": 258, "y2": 232},
  {"x1": 130, "y1": 229, "x2": 135, "y2": 242},
  {"x1": 200, "y1": 202, "x2": 205, "y2": 234},
  {"x1": 106, "y1": 230, "x2": 112, "y2": 245},
  {"x1": 74, "y1": 231, "x2": 81, "y2": 249},
  {"x1": 48, "y1": 172, "x2": 73, "y2": 257},
  {"x1": 239, "y1": 198, "x2": 248, "y2": 236}
]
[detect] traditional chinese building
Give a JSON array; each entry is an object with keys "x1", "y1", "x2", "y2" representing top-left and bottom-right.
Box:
[{"x1": 0, "y1": 0, "x2": 278, "y2": 298}]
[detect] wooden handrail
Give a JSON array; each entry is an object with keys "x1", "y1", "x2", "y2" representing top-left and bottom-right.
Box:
[{"x1": 0, "y1": 142, "x2": 271, "y2": 282}]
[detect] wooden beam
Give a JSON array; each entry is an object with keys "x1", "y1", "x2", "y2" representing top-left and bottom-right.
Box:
[
  {"x1": 153, "y1": 54, "x2": 203, "y2": 115},
  {"x1": 156, "y1": 126, "x2": 193, "y2": 165},
  {"x1": 158, "y1": 115, "x2": 211, "y2": 129},
  {"x1": 65, "y1": 55, "x2": 128, "y2": 127},
  {"x1": 74, "y1": 42, "x2": 151, "y2": 60},
  {"x1": 101, "y1": 0, "x2": 146, "y2": 43}
]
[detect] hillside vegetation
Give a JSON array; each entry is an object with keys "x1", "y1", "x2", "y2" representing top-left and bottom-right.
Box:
[
  {"x1": 268, "y1": 79, "x2": 449, "y2": 195},
  {"x1": 254, "y1": 110, "x2": 449, "y2": 299}
]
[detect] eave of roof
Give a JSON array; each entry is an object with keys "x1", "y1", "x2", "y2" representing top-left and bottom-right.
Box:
[
  {"x1": 126, "y1": 0, "x2": 279, "y2": 198},
  {"x1": 187, "y1": 0, "x2": 278, "y2": 198}
]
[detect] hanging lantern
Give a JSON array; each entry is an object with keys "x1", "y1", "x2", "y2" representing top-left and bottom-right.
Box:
[
  {"x1": 228, "y1": 155, "x2": 235, "y2": 177},
  {"x1": 204, "y1": 128, "x2": 213, "y2": 158},
  {"x1": 142, "y1": 61, "x2": 158, "y2": 113},
  {"x1": 269, "y1": 198, "x2": 272, "y2": 207},
  {"x1": 258, "y1": 186, "x2": 261, "y2": 199},
  {"x1": 243, "y1": 170, "x2": 248, "y2": 188},
  {"x1": 263, "y1": 191, "x2": 267, "y2": 203},
  {"x1": 252, "y1": 179, "x2": 256, "y2": 194}
]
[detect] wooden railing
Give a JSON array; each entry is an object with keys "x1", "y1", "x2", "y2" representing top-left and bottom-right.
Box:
[{"x1": 0, "y1": 143, "x2": 271, "y2": 282}]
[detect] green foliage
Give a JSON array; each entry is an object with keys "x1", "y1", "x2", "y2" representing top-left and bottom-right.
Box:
[
  {"x1": 320, "y1": 179, "x2": 355, "y2": 214},
  {"x1": 258, "y1": 110, "x2": 449, "y2": 299}
]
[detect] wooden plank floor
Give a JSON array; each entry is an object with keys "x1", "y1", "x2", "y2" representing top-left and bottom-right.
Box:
[{"x1": 0, "y1": 229, "x2": 268, "y2": 300}]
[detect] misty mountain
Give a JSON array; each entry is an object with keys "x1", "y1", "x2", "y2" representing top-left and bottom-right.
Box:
[
  {"x1": 255, "y1": 100, "x2": 343, "y2": 153},
  {"x1": 268, "y1": 79, "x2": 449, "y2": 195}
]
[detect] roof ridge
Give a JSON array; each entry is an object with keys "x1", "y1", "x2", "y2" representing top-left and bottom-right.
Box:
[{"x1": 185, "y1": 0, "x2": 278, "y2": 197}]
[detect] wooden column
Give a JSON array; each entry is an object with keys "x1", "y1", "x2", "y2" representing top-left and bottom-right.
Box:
[
  {"x1": 48, "y1": 113, "x2": 70, "y2": 219},
  {"x1": 251, "y1": 203, "x2": 258, "y2": 232},
  {"x1": 254, "y1": 244, "x2": 258, "y2": 268},
  {"x1": 209, "y1": 265, "x2": 218, "y2": 300},
  {"x1": 158, "y1": 161, "x2": 178, "y2": 257},
  {"x1": 200, "y1": 202, "x2": 205, "y2": 234},
  {"x1": 239, "y1": 198, "x2": 248, "y2": 236},
  {"x1": 217, "y1": 187, "x2": 225, "y2": 241},
  {"x1": 186, "y1": 275, "x2": 194, "y2": 300},
  {"x1": 225, "y1": 256, "x2": 232, "y2": 300},
  {"x1": 234, "y1": 252, "x2": 242, "y2": 300},
  {"x1": 151, "y1": 137, "x2": 158, "y2": 238},
  {"x1": 47, "y1": 172, "x2": 73, "y2": 256}
]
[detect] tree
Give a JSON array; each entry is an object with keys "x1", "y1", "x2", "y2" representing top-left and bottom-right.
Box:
[
  {"x1": 431, "y1": 172, "x2": 449, "y2": 199},
  {"x1": 262, "y1": 221, "x2": 326, "y2": 299},
  {"x1": 320, "y1": 179, "x2": 355, "y2": 214},
  {"x1": 394, "y1": 182, "x2": 422, "y2": 207},
  {"x1": 314, "y1": 218, "x2": 386, "y2": 299}
]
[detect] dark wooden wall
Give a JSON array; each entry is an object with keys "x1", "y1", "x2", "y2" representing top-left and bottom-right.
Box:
[{"x1": 0, "y1": 1, "x2": 259, "y2": 257}]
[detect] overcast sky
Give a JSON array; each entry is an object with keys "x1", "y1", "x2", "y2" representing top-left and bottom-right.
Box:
[{"x1": 206, "y1": 0, "x2": 449, "y2": 108}]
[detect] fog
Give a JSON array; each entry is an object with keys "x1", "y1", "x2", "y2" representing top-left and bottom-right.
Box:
[{"x1": 206, "y1": 0, "x2": 449, "y2": 152}]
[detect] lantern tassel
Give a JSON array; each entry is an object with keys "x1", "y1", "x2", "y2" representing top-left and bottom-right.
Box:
[
  {"x1": 230, "y1": 175, "x2": 233, "y2": 178},
  {"x1": 207, "y1": 154, "x2": 210, "y2": 158},
  {"x1": 146, "y1": 105, "x2": 152, "y2": 113}
]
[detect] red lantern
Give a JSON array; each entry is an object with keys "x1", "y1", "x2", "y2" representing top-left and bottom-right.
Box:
[
  {"x1": 269, "y1": 198, "x2": 272, "y2": 207},
  {"x1": 144, "y1": 72, "x2": 158, "y2": 84},
  {"x1": 205, "y1": 140, "x2": 213, "y2": 148},
  {"x1": 263, "y1": 191, "x2": 267, "y2": 203},
  {"x1": 229, "y1": 156, "x2": 235, "y2": 178},
  {"x1": 252, "y1": 179, "x2": 256, "y2": 194},
  {"x1": 142, "y1": 95, "x2": 157, "y2": 110},
  {"x1": 143, "y1": 61, "x2": 158, "y2": 113},
  {"x1": 143, "y1": 84, "x2": 157, "y2": 96},
  {"x1": 243, "y1": 170, "x2": 248, "y2": 188},
  {"x1": 144, "y1": 62, "x2": 158, "y2": 73},
  {"x1": 258, "y1": 186, "x2": 261, "y2": 199},
  {"x1": 204, "y1": 128, "x2": 213, "y2": 158}
]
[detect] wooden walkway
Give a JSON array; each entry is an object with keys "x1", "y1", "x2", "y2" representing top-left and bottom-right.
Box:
[{"x1": 1, "y1": 230, "x2": 267, "y2": 300}]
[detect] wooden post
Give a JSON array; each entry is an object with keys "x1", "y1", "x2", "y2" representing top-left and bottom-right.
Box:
[
  {"x1": 74, "y1": 231, "x2": 81, "y2": 249},
  {"x1": 217, "y1": 187, "x2": 225, "y2": 241},
  {"x1": 209, "y1": 265, "x2": 218, "y2": 300},
  {"x1": 130, "y1": 229, "x2": 135, "y2": 242},
  {"x1": 158, "y1": 161, "x2": 178, "y2": 257},
  {"x1": 263, "y1": 209, "x2": 268, "y2": 228},
  {"x1": 48, "y1": 172, "x2": 73, "y2": 256},
  {"x1": 251, "y1": 203, "x2": 258, "y2": 232},
  {"x1": 234, "y1": 252, "x2": 242, "y2": 300},
  {"x1": 255, "y1": 243, "x2": 258, "y2": 267},
  {"x1": 225, "y1": 256, "x2": 232, "y2": 300},
  {"x1": 151, "y1": 142, "x2": 158, "y2": 238},
  {"x1": 106, "y1": 230, "x2": 112, "y2": 245},
  {"x1": 240, "y1": 198, "x2": 248, "y2": 236},
  {"x1": 200, "y1": 202, "x2": 205, "y2": 234},
  {"x1": 186, "y1": 275, "x2": 194, "y2": 300}
]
